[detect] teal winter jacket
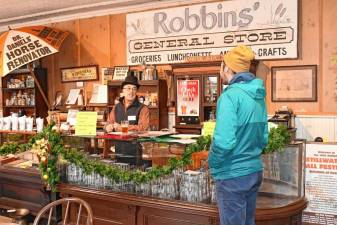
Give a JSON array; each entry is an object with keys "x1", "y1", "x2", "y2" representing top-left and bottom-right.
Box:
[{"x1": 208, "y1": 72, "x2": 268, "y2": 180}]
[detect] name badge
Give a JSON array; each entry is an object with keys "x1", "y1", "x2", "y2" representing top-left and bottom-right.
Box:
[{"x1": 128, "y1": 115, "x2": 136, "y2": 121}]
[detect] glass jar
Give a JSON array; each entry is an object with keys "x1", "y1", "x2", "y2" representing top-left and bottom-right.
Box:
[
  {"x1": 30, "y1": 94, "x2": 35, "y2": 106},
  {"x1": 13, "y1": 96, "x2": 18, "y2": 106}
]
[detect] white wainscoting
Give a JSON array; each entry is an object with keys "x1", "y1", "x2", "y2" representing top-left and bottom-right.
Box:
[{"x1": 295, "y1": 115, "x2": 337, "y2": 142}]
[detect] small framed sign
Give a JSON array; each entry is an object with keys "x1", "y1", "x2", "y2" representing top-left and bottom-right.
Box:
[
  {"x1": 113, "y1": 66, "x2": 129, "y2": 80},
  {"x1": 61, "y1": 65, "x2": 99, "y2": 82},
  {"x1": 101, "y1": 67, "x2": 114, "y2": 85},
  {"x1": 271, "y1": 65, "x2": 317, "y2": 102}
]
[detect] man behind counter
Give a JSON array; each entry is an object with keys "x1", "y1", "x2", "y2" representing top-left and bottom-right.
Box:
[
  {"x1": 105, "y1": 72, "x2": 149, "y2": 165},
  {"x1": 105, "y1": 72, "x2": 149, "y2": 132}
]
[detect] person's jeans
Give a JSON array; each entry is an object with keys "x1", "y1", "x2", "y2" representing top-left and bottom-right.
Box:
[{"x1": 215, "y1": 171, "x2": 263, "y2": 225}]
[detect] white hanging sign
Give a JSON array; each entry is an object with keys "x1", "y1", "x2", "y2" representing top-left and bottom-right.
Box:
[{"x1": 126, "y1": 0, "x2": 298, "y2": 64}]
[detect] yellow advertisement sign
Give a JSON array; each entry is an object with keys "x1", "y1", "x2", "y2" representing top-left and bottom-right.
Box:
[
  {"x1": 202, "y1": 121, "x2": 216, "y2": 136},
  {"x1": 75, "y1": 112, "x2": 97, "y2": 136}
]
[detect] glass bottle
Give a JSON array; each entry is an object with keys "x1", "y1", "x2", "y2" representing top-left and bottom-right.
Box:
[
  {"x1": 205, "y1": 79, "x2": 211, "y2": 102},
  {"x1": 30, "y1": 94, "x2": 35, "y2": 106},
  {"x1": 144, "y1": 91, "x2": 150, "y2": 106},
  {"x1": 153, "y1": 65, "x2": 158, "y2": 80},
  {"x1": 26, "y1": 76, "x2": 30, "y2": 87}
]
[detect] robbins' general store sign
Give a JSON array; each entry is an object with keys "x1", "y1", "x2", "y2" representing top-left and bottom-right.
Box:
[{"x1": 126, "y1": 0, "x2": 298, "y2": 65}]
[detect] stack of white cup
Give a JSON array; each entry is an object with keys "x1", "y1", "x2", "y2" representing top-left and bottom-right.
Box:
[{"x1": 0, "y1": 116, "x2": 42, "y2": 132}]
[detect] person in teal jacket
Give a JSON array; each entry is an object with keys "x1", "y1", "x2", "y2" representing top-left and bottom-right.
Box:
[{"x1": 208, "y1": 45, "x2": 268, "y2": 225}]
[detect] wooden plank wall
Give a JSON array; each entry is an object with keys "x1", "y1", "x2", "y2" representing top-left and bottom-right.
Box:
[
  {"x1": 321, "y1": 0, "x2": 337, "y2": 113},
  {"x1": 263, "y1": 0, "x2": 320, "y2": 114},
  {"x1": 36, "y1": 0, "x2": 337, "y2": 115},
  {"x1": 41, "y1": 14, "x2": 126, "y2": 106}
]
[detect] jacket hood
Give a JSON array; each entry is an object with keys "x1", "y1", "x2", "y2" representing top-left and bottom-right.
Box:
[{"x1": 230, "y1": 72, "x2": 266, "y2": 99}]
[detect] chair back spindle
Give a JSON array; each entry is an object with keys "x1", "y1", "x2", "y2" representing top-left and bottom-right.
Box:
[{"x1": 33, "y1": 197, "x2": 93, "y2": 225}]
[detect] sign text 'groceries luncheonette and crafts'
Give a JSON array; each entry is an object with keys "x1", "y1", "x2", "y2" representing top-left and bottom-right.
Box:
[{"x1": 126, "y1": 0, "x2": 298, "y2": 65}]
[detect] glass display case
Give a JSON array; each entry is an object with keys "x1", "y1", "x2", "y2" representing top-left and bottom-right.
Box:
[
  {"x1": 59, "y1": 135, "x2": 305, "y2": 208},
  {"x1": 259, "y1": 141, "x2": 305, "y2": 208},
  {"x1": 56, "y1": 135, "x2": 307, "y2": 225}
]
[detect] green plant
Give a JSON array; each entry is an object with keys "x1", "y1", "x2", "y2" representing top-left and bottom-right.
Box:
[
  {"x1": 263, "y1": 124, "x2": 291, "y2": 154},
  {"x1": 0, "y1": 142, "x2": 27, "y2": 155}
]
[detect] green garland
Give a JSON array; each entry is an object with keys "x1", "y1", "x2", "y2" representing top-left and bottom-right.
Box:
[
  {"x1": 56, "y1": 134, "x2": 212, "y2": 184},
  {"x1": 1, "y1": 123, "x2": 289, "y2": 191},
  {"x1": 0, "y1": 142, "x2": 28, "y2": 156},
  {"x1": 21, "y1": 124, "x2": 212, "y2": 190},
  {"x1": 27, "y1": 125, "x2": 63, "y2": 191}
]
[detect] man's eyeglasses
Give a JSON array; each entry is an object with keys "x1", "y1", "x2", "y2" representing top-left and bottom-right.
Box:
[{"x1": 123, "y1": 87, "x2": 137, "y2": 92}]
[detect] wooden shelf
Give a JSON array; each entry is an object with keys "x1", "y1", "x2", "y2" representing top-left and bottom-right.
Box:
[
  {"x1": 203, "y1": 102, "x2": 217, "y2": 107},
  {"x1": 107, "y1": 105, "x2": 157, "y2": 109},
  {"x1": 86, "y1": 103, "x2": 107, "y2": 107},
  {"x1": 139, "y1": 80, "x2": 159, "y2": 86},
  {"x1": 2, "y1": 87, "x2": 35, "y2": 91},
  {"x1": 53, "y1": 105, "x2": 83, "y2": 112},
  {"x1": 3, "y1": 105, "x2": 35, "y2": 108},
  {"x1": 108, "y1": 80, "x2": 159, "y2": 86},
  {"x1": 107, "y1": 80, "x2": 122, "y2": 86},
  {"x1": 0, "y1": 130, "x2": 36, "y2": 135},
  {"x1": 174, "y1": 124, "x2": 202, "y2": 129},
  {"x1": 1, "y1": 68, "x2": 48, "y2": 119}
]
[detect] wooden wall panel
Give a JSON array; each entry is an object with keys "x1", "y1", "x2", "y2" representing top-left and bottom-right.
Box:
[
  {"x1": 79, "y1": 16, "x2": 110, "y2": 67},
  {"x1": 78, "y1": 16, "x2": 111, "y2": 99},
  {"x1": 265, "y1": 0, "x2": 321, "y2": 114},
  {"x1": 321, "y1": 0, "x2": 337, "y2": 112},
  {"x1": 52, "y1": 20, "x2": 79, "y2": 68},
  {"x1": 42, "y1": 20, "x2": 79, "y2": 105},
  {"x1": 110, "y1": 14, "x2": 126, "y2": 66},
  {"x1": 41, "y1": 17, "x2": 112, "y2": 105}
]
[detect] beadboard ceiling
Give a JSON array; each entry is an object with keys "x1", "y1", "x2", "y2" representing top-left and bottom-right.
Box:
[{"x1": 0, "y1": 0, "x2": 213, "y2": 32}]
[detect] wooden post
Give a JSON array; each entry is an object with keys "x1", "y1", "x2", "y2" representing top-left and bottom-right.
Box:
[{"x1": 28, "y1": 64, "x2": 50, "y2": 109}]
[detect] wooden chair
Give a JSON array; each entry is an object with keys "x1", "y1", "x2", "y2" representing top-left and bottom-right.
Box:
[{"x1": 33, "y1": 197, "x2": 93, "y2": 225}]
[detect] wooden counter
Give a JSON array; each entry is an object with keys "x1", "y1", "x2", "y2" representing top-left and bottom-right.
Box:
[
  {"x1": 58, "y1": 183, "x2": 307, "y2": 225},
  {"x1": 0, "y1": 166, "x2": 57, "y2": 215}
]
